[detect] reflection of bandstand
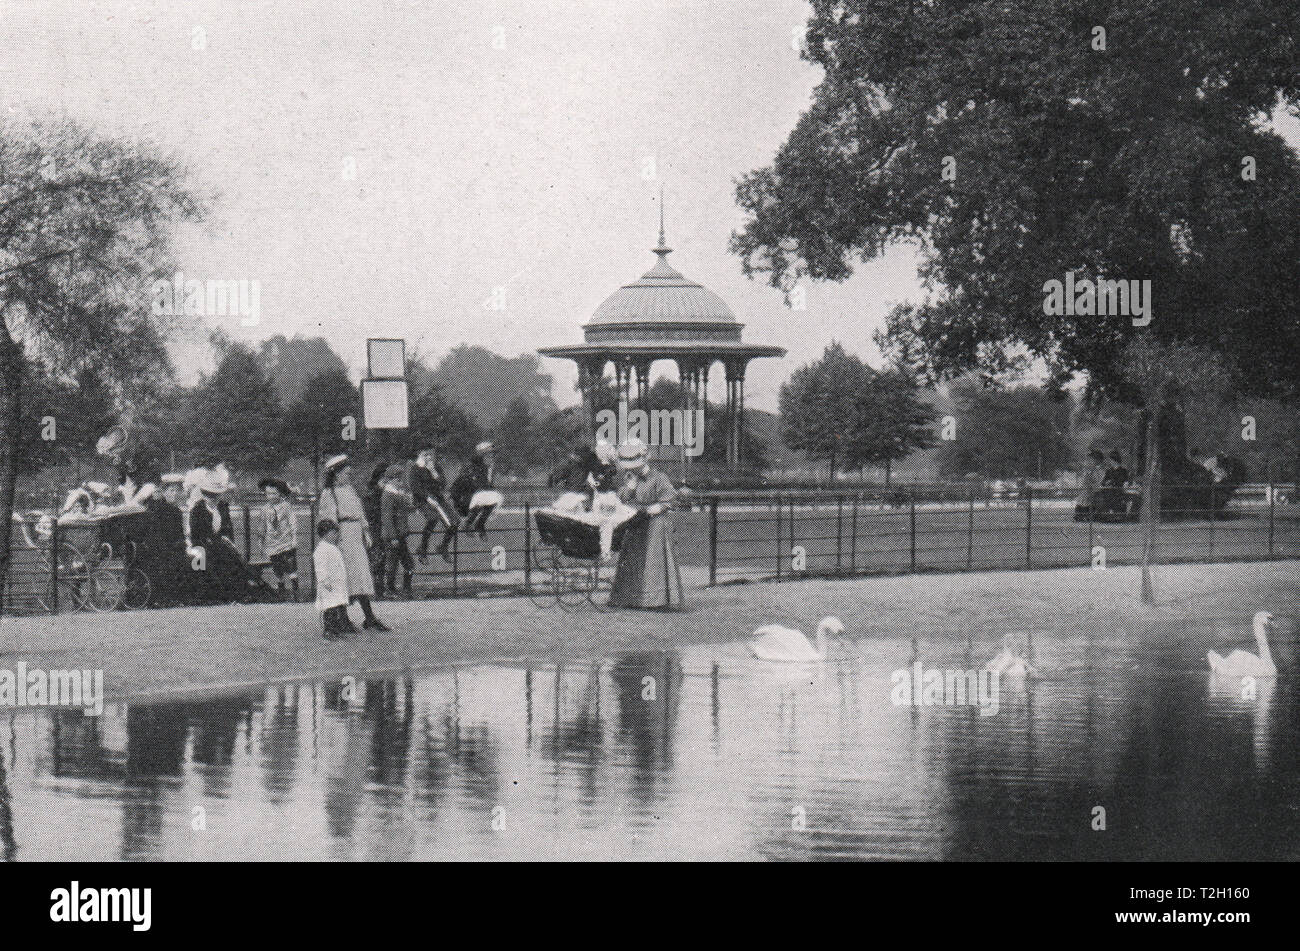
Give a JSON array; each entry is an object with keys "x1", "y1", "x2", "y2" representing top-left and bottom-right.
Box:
[{"x1": 539, "y1": 211, "x2": 784, "y2": 469}]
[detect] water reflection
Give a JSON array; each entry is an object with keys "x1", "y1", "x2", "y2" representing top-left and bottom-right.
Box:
[{"x1": 1, "y1": 627, "x2": 1298, "y2": 860}]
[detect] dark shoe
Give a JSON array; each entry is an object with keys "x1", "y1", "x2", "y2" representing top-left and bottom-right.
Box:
[{"x1": 363, "y1": 617, "x2": 392, "y2": 632}]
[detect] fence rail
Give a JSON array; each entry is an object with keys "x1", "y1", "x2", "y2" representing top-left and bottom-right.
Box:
[{"x1": 4, "y1": 483, "x2": 1297, "y2": 614}]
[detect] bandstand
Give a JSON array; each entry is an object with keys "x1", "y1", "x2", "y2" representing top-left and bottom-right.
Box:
[{"x1": 538, "y1": 218, "x2": 784, "y2": 468}]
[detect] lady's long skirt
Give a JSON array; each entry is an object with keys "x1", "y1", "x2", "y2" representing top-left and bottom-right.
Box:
[{"x1": 608, "y1": 513, "x2": 685, "y2": 610}]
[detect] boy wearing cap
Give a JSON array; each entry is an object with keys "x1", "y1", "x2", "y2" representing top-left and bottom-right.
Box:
[
  {"x1": 450, "y1": 441, "x2": 501, "y2": 540},
  {"x1": 379, "y1": 464, "x2": 416, "y2": 599},
  {"x1": 313, "y1": 519, "x2": 355, "y2": 639},
  {"x1": 258, "y1": 478, "x2": 300, "y2": 601}
]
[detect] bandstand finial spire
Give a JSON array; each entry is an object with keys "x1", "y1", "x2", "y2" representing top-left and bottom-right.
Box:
[{"x1": 658, "y1": 184, "x2": 665, "y2": 247}]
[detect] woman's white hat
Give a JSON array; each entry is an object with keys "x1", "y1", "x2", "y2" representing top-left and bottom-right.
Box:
[
  {"x1": 475, "y1": 441, "x2": 495, "y2": 456},
  {"x1": 617, "y1": 438, "x2": 649, "y2": 468},
  {"x1": 594, "y1": 439, "x2": 617, "y2": 465},
  {"x1": 83, "y1": 481, "x2": 111, "y2": 496},
  {"x1": 324, "y1": 454, "x2": 350, "y2": 473}
]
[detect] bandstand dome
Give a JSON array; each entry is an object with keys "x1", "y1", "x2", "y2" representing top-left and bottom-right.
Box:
[{"x1": 538, "y1": 212, "x2": 785, "y2": 468}]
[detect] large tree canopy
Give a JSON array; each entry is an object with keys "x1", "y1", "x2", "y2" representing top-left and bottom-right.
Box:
[
  {"x1": 0, "y1": 118, "x2": 204, "y2": 608},
  {"x1": 732, "y1": 0, "x2": 1300, "y2": 400}
]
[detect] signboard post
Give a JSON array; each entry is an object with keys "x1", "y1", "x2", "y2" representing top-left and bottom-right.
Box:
[
  {"x1": 363, "y1": 338, "x2": 409, "y2": 430},
  {"x1": 363, "y1": 339, "x2": 409, "y2": 459}
]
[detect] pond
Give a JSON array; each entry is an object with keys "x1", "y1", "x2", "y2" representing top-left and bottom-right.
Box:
[{"x1": 1, "y1": 629, "x2": 1295, "y2": 860}]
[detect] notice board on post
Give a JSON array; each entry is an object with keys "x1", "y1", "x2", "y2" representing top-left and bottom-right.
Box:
[{"x1": 363, "y1": 338, "x2": 409, "y2": 429}]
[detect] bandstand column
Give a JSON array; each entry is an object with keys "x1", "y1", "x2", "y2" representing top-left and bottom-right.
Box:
[
  {"x1": 735, "y1": 363, "x2": 746, "y2": 468},
  {"x1": 615, "y1": 359, "x2": 632, "y2": 409},
  {"x1": 634, "y1": 361, "x2": 651, "y2": 410},
  {"x1": 700, "y1": 363, "x2": 710, "y2": 441}
]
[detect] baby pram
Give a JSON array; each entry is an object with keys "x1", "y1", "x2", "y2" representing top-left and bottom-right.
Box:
[
  {"x1": 18, "y1": 506, "x2": 153, "y2": 611},
  {"x1": 529, "y1": 502, "x2": 644, "y2": 610}
]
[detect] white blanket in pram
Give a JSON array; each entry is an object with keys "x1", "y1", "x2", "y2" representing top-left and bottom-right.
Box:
[{"x1": 547, "y1": 491, "x2": 639, "y2": 557}]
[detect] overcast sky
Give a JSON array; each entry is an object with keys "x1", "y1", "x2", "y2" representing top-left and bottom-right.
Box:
[{"x1": 5, "y1": 1, "x2": 1296, "y2": 412}]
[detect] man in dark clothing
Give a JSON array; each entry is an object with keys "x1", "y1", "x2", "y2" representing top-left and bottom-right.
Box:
[
  {"x1": 450, "y1": 441, "x2": 500, "y2": 540},
  {"x1": 409, "y1": 448, "x2": 459, "y2": 563}
]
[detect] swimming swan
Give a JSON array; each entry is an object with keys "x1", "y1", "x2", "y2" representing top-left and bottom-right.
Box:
[
  {"x1": 749, "y1": 616, "x2": 845, "y2": 662},
  {"x1": 985, "y1": 634, "x2": 1036, "y2": 677},
  {"x1": 1207, "y1": 611, "x2": 1277, "y2": 678}
]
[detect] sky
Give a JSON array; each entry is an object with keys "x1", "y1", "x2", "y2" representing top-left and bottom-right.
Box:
[{"x1": 3, "y1": 1, "x2": 1296, "y2": 412}]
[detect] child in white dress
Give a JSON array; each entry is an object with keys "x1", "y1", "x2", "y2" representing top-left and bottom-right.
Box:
[{"x1": 313, "y1": 519, "x2": 354, "y2": 640}]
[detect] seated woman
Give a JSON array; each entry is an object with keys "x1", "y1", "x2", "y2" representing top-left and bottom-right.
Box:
[{"x1": 185, "y1": 465, "x2": 261, "y2": 602}]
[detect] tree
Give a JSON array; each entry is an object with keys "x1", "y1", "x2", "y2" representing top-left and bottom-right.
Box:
[
  {"x1": 1120, "y1": 338, "x2": 1231, "y2": 603},
  {"x1": 493, "y1": 397, "x2": 547, "y2": 476},
  {"x1": 845, "y1": 369, "x2": 937, "y2": 483},
  {"x1": 0, "y1": 118, "x2": 204, "y2": 610},
  {"x1": 402, "y1": 380, "x2": 482, "y2": 463},
  {"x1": 733, "y1": 1, "x2": 1300, "y2": 594},
  {"x1": 279, "y1": 366, "x2": 360, "y2": 485},
  {"x1": 779, "y1": 343, "x2": 932, "y2": 480},
  {"x1": 187, "y1": 343, "x2": 286, "y2": 474},
  {"x1": 19, "y1": 367, "x2": 119, "y2": 472},
  {"x1": 257, "y1": 334, "x2": 351, "y2": 408},
  {"x1": 935, "y1": 378, "x2": 1073, "y2": 480},
  {"x1": 423, "y1": 344, "x2": 557, "y2": 431}
]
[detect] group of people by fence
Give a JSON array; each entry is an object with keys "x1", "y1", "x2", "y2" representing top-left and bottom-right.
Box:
[
  {"x1": 34, "y1": 427, "x2": 688, "y2": 632},
  {"x1": 309, "y1": 437, "x2": 685, "y2": 639}
]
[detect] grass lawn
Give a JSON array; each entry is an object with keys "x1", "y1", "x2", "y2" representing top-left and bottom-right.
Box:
[{"x1": 0, "y1": 559, "x2": 1296, "y2": 704}]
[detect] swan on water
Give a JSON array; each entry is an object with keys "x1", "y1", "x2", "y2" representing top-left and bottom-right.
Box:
[
  {"x1": 985, "y1": 634, "x2": 1036, "y2": 677},
  {"x1": 1207, "y1": 611, "x2": 1277, "y2": 678},
  {"x1": 749, "y1": 616, "x2": 845, "y2": 662}
]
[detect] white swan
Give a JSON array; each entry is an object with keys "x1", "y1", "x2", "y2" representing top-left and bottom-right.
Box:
[
  {"x1": 985, "y1": 634, "x2": 1036, "y2": 677},
  {"x1": 749, "y1": 616, "x2": 845, "y2": 662},
  {"x1": 1207, "y1": 611, "x2": 1277, "y2": 678}
]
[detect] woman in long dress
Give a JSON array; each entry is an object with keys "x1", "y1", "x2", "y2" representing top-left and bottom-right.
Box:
[
  {"x1": 608, "y1": 439, "x2": 685, "y2": 610},
  {"x1": 318, "y1": 455, "x2": 391, "y2": 631}
]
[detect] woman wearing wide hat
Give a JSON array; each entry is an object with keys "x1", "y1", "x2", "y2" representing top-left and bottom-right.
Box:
[
  {"x1": 186, "y1": 464, "x2": 260, "y2": 602},
  {"x1": 317, "y1": 454, "x2": 390, "y2": 630},
  {"x1": 608, "y1": 439, "x2": 685, "y2": 610}
]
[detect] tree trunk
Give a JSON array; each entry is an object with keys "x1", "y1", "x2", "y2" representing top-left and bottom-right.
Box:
[
  {"x1": 885, "y1": 458, "x2": 892, "y2": 486},
  {"x1": 1140, "y1": 404, "x2": 1162, "y2": 605},
  {"x1": 0, "y1": 332, "x2": 25, "y2": 618}
]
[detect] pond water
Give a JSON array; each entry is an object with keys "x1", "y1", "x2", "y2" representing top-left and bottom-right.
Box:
[{"x1": 1, "y1": 628, "x2": 1296, "y2": 860}]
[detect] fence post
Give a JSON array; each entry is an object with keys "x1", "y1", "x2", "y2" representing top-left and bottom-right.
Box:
[
  {"x1": 967, "y1": 486, "x2": 974, "y2": 570},
  {"x1": 523, "y1": 502, "x2": 531, "y2": 593},
  {"x1": 50, "y1": 513, "x2": 59, "y2": 614},
  {"x1": 789, "y1": 496, "x2": 796, "y2": 575},
  {"x1": 708, "y1": 498, "x2": 718, "y2": 586},
  {"x1": 1025, "y1": 485, "x2": 1033, "y2": 568},
  {"x1": 909, "y1": 489, "x2": 917, "y2": 572},
  {"x1": 309, "y1": 500, "x2": 318, "y2": 601},
  {"x1": 1208, "y1": 484, "x2": 1216, "y2": 559},
  {"x1": 775, "y1": 495, "x2": 783, "y2": 582},
  {"x1": 1088, "y1": 502, "x2": 1094, "y2": 568},
  {"x1": 243, "y1": 504, "x2": 252, "y2": 562},
  {"x1": 836, "y1": 495, "x2": 843, "y2": 574},
  {"x1": 1268, "y1": 479, "x2": 1275, "y2": 557},
  {"x1": 451, "y1": 526, "x2": 458, "y2": 597},
  {"x1": 850, "y1": 494, "x2": 858, "y2": 572}
]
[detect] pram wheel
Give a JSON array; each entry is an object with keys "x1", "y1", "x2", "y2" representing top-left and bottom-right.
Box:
[
  {"x1": 121, "y1": 568, "x2": 152, "y2": 610},
  {"x1": 85, "y1": 569, "x2": 125, "y2": 612}
]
